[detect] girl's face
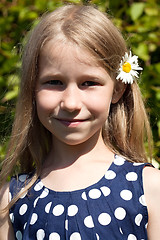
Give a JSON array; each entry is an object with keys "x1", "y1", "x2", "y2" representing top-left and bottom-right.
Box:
[{"x1": 36, "y1": 41, "x2": 115, "y2": 146}]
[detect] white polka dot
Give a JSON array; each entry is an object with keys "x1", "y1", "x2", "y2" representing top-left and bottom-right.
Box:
[
  {"x1": 39, "y1": 188, "x2": 49, "y2": 198},
  {"x1": 114, "y1": 156, "x2": 125, "y2": 165},
  {"x1": 16, "y1": 231, "x2": 22, "y2": 240},
  {"x1": 84, "y1": 215, "x2": 94, "y2": 228},
  {"x1": 19, "y1": 174, "x2": 28, "y2": 182},
  {"x1": 89, "y1": 189, "x2": 101, "y2": 199},
  {"x1": 9, "y1": 213, "x2": 14, "y2": 223},
  {"x1": 34, "y1": 182, "x2": 43, "y2": 191},
  {"x1": 96, "y1": 233, "x2": 100, "y2": 240},
  {"x1": 127, "y1": 234, "x2": 137, "y2": 240},
  {"x1": 126, "y1": 172, "x2": 138, "y2": 181},
  {"x1": 120, "y1": 190, "x2": 133, "y2": 201},
  {"x1": 105, "y1": 170, "x2": 116, "y2": 180},
  {"x1": 114, "y1": 207, "x2": 126, "y2": 220},
  {"x1": 34, "y1": 197, "x2": 39, "y2": 207},
  {"x1": 24, "y1": 222, "x2": 27, "y2": 229},
  {"x1": 70, "y1": 232, "x2": 81, "y2": 240},
  {"x1": 9, "y1": 192, "x2": 12, "y2": 202},
  {"x1": 49, "y1": 232, "x2": 60, "y2": 240},
  {"x1": 119, "y1": 228, "x2": 123, "y2": 234},
  {"x1": 65, "y1": 219, "x2": 68, "y2": 231},
  {"x1": 133, "y1": 162, "x2": 144, "y2": 166},
  {"x1": 100, "y1": 186, "x2": 111, "y2": 197},
  {"x1": 45, "y1": 202, "x2": 52, "y2": 213},
  {"x1": 139, "y1": 195, "x2": 147, "y2": 206},
  {"x1": 19, "y1": 204, "x2": 28, "y2": 215},
  {"x1": 20, "y1": 188, "x2": 28, "y2": 199},
  {"x1": 53, "y1": 204, "x2": 64, "y2": 216},
  {"x1": 30, "y1": 213, "x2": 38, "y2": 225},
  {"x1": 81, "y1": 191, "x2": 87, "y2": 200},
  {"x1": 135, "y1": 214, "x2": 143, "y2": 226},
  {"x1": 68, "y1": 205, "x2": 78, "y2": 216},
  {"x1": 98, "y1": 213, "x2": 111, "y2": 226},
  {"x1": 37, "y1": 229, "x2": 45, "y2": 240}
]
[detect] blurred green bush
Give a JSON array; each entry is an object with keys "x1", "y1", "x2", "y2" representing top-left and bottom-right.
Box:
[{"x1": 0, "y1": 0, "x2": 160, "y2": 165}]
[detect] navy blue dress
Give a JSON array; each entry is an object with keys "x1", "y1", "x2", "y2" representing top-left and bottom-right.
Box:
[{"x1": 9, "y1": 155, "x2": 151, "y2": 240}]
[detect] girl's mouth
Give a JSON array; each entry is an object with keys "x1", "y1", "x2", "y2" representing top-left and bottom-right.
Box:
[{"x1": 56, "y1": 118, "x2": 88, "y2": 127}]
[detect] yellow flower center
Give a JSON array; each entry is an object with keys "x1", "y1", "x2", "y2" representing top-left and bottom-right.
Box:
[{"x1": 122, "y1": 62, "x2": 131, "y2": 73}]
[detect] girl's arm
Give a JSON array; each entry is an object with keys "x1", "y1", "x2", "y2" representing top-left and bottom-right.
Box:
[
  {"x1": 0, "y1": 183, "x2": 15, "y2": 240},
  {"x1": 143, "y1": 167, "x2": 160, "y2": 240}
]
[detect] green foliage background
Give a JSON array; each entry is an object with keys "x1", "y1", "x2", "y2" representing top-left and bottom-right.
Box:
[{"x1": 0, "y1": 0, "x2": 160, "y2": 165}]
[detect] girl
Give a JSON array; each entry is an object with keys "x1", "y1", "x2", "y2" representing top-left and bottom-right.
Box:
[{"x1": 0, "y1": 4, "x2": 160, "y2": 240}]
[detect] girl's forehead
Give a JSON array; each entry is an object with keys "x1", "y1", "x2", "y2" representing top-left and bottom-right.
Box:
[
  {"x1": 38, "y1": 39, "x2": 113, "y2": 82},
  {"x1": 39, "y1": 40, "x2": 100, "y2": 67}
]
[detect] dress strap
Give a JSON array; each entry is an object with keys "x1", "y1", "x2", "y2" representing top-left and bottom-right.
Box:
[{"x1": 9, "y1": 174, "x2": 30, "y2": 200}]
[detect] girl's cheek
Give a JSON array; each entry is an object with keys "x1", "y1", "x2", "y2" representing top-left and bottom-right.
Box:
[
  {"x1": 36, "y1": 91, "x2": 59, "y2": 107},
  {"x1": 87, "y1": 96, "x2": 112, "y2": 111},
  {"x1": 87, "y1": 102, "x2": 111, "y2": 119}
]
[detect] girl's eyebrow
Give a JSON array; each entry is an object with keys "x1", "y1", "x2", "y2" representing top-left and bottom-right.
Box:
[
  {"x1": 38, "y1": 73, "x2": 63, "y2": 81},
  {"x1": 38, "y1": 73, "x2": 107, "y2": 83}
]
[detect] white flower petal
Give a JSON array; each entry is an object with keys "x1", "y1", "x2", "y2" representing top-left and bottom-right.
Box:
[
  {"x1": 130, "y1": 55, "x2": 138, "y2": 64},
  {"x1": 130, "y1": 70, "x2": 138, "y2": 77}
]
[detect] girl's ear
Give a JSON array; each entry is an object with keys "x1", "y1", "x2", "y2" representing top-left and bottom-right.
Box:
[{"x1": 111, "y1": 81, "x2": 127, "y2": 104}]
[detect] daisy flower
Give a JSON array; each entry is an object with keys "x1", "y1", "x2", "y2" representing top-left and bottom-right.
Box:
[{"x1": 116, "y1": 51, "x2": 143, "y2": 84}]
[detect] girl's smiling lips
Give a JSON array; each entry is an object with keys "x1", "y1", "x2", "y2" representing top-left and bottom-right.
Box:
[{"x1": 55, "y1": 118, "x2": 90, "y2": 127}]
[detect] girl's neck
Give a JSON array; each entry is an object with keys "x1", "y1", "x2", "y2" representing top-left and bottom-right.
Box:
[
  {"x1": 40, "y1": 131, "x2": 114, "y2": 192},
  {"x1": 43, "y1": 131, "x2": 113, "y2": 170},
  {"x1": 41, "y1": 132, "x2": 114, "y2": 192}
]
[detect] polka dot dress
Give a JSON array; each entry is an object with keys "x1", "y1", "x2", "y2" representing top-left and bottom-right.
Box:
[{"x1": 9, "y1": 155, "x2": 152, "y2": 240}]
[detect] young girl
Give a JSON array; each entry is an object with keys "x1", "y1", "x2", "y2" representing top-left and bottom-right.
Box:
[{"x1": 0, "y1": 4, "x2": 160, "y2": 240}]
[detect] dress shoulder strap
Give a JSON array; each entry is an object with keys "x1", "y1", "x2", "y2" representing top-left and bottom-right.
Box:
[{"x1": 9, "y1": 174, "x2": 30, "y2": 200}]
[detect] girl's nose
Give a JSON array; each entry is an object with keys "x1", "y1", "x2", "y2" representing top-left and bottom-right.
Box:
[{"x1": 60, "y1": 85, "x2": 82, "y2": 112}]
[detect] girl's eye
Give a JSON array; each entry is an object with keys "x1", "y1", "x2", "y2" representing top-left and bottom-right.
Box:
[
  {"x1": 82, "y1": 81, "x2": 100, "y2": 87},
  {"x1": 46, "y1": 80, "x2": 63, "y2": 85}
]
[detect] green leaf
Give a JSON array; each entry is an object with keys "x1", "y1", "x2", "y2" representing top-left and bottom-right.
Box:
[
  {"x1": 145, "y1": 7, "x2": 159, "y2": 16},
  {"x1": 19, "y1": 8, "x2": 38, "y2": 21},
  {"x1": 130, "y1": 3, "x2": 145, "y2": 21},
  {"x1": 62, "y1": 0, "x2": 82, "y2": 3},
  {"x1": 155, "y1": 63, "x2": 160, "y2": 74},
  {"x1": 2, "y1": 86, "x2": 19, "y2": 102},
  {"x1": 158, "y1": 121, "x2": 160, "y2": 137},
  {"x1": 133, "y1": 43, "x2": 149, "y2": 61},
  {"x1": 149, "y1": 43, "x2": 157, "y2": 52}
]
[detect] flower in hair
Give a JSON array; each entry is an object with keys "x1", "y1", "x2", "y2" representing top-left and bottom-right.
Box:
[{"x1": 116, "y1": 51, "x2": 143, "y2": 84}]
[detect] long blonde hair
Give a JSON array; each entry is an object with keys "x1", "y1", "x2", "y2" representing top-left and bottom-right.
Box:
[{"x1": 0, "y1": 4, "x2": 152, "y2": 207}]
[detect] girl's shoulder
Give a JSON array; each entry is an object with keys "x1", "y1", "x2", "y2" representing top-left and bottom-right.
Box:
[
  {"x1": 143, "y1": 165, "x2": 160, "y2": 201},
  {"x1": 143, "y1": 165, "x2": 160, "y2": 189},
  {"x1": 0, "y1": 182, "x2": 10, "y2": 212},
  {"x1": 142, "y1": 164, "x2": 160, "y2": 238},
  {"x1": 0, "y1": 182, "x2": 15, "y2": 238}
]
